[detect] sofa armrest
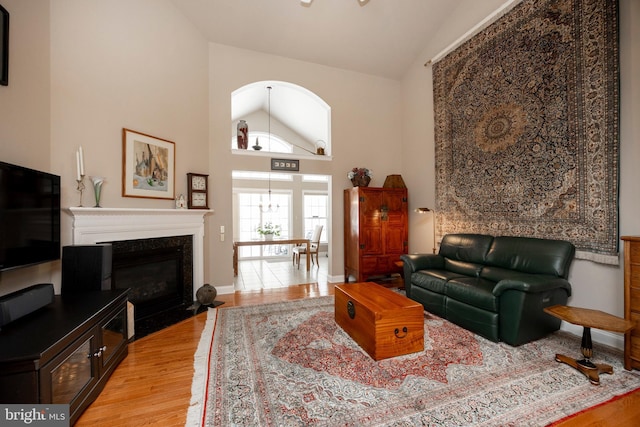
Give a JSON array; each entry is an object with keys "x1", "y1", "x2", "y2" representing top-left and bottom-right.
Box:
[
  {"x1": 400, "y1": 254, "x2": 445, "y2": 296},
  {"x1": 493, "y1": 275, "x2": 572, "y2": 297},
  {"x1": 400, "y1": 254, "x2": 445, "y2": 272}
]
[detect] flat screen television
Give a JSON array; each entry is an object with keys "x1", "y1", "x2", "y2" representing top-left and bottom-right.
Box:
[{"x1": 0, "y1": 161, "x2": 61, "y2": 271}]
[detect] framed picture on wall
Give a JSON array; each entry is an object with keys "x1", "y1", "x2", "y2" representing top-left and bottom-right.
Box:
[
  {"x1": 0, "y1": 4, "x2": 9, "y2": 86},
  {"x1": 122, "y1": 128, "x2": 176, "y2": 200}
]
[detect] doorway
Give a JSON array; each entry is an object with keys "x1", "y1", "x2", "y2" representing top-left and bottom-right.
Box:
[{"x1": 232, "y1": 171, "x2": 330, "y2": 290}]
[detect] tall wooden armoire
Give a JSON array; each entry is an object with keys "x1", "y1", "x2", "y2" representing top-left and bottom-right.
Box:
[{"x1": 344, "y1": 187, "x2": 408, "y2": 282}]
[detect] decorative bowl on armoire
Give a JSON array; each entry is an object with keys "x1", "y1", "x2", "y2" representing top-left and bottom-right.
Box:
[{"x1": 348, "y1": 167, "x2": 372, "y2": 187}]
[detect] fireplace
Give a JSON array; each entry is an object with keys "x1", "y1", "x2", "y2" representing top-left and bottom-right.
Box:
[
  {"x1": 110, "y1": 236, "x2": 193, "y2": 321},
  {"x1": 67, "y1": 207, "x2": 212, "y2": 302},
  {"x1": 67, "y1": 207, "x2": 214, "y2": 338}
]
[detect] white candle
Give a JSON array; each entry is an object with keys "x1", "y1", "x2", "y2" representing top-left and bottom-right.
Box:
[
  {"x1": 78, "y1": 146, "x2": 85, "y2": 176},
  {"x1": 76, "y1": 151, "x2": 81, "y2": 181}
]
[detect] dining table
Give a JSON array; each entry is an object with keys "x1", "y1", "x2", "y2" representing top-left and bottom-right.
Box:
[{"x1": 233, "y1": 238, "x2": 311, "y2": 276}]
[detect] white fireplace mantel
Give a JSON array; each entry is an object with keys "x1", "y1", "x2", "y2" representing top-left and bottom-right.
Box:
[{"x1": 67, "y1": 207, "x2": 213, "y2": 300}]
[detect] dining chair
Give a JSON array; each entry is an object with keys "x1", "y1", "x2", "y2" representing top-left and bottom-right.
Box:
[{"x1": 292, "y1": 225, "x2": 323, "y2": 269}]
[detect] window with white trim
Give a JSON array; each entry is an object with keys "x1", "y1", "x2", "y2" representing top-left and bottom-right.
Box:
[
  {"x1": 236, "y1": 191, "x2": 291, "y2": 258},
  {"x1": 303, "y1": 193, "x2": 328, "y2": 244}
]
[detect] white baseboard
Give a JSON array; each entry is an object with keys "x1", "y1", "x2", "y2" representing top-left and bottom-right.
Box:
[
  {"x1": 215, "y1": 284, "x2": 235, "y2": 295},
  {"x1": 559, "y1": 321, "x2": 625, "y2": 351},
  {"x1": 328, "y1": 274, "x2": 345, "y2": 283}
]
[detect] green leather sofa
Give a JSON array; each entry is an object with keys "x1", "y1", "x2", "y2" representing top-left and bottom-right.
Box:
[{"x1": 400, "y1": 234, "x2": 575, "y2": 346}]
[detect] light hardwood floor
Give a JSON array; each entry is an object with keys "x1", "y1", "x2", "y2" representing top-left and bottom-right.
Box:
[{"x1": 75, "y1": 281, "x2": 640, "y2": 426}]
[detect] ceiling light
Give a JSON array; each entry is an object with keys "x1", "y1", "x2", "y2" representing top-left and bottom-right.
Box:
[{"x1": 260, "y1": 86, "x2": 279, "y2": 213}]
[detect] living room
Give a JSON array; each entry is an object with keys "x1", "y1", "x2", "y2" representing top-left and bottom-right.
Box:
[
  {"x1": 1, "y1": 0, "x2": 637, "y2": 343},
  {"x1": 0, "y1": 0, "x2": 638, "y2": 424}
]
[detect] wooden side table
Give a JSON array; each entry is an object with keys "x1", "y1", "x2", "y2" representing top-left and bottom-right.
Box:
[{"x1": 544, "y1": 305, "x2": 635, "y2": 385}]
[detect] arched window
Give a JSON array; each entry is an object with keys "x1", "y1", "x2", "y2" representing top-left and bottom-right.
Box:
[
  {"x1": 231, "y1": 81, "x2": 331, "y2": 157},
  {"x1": 230, "y1": 132, "x2": 293, "y2": 153}
]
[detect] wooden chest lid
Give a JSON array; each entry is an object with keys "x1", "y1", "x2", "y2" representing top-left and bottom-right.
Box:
[{"x1": 335, "y1": 282, "x2": 421, "y2": 313}]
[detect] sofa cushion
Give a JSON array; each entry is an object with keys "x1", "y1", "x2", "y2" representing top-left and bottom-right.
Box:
[
  {"x1": 444, "y1": 259, "x2": 483, "y2": 277},
  {"x1": 485, "y1": 236, "x2": 575, "y2": 278},
  {"x1": 445, "y1": 277, "x2": 499, "y2": 312},
  {"x1": 411, "y1": 270, "x2": 465, "y2": 294},
  {"x1": 480, "y1": 265, "x2": 534, "y2": 283},
  {"x1": 439, "y1": 234, "x2": 494, "y2": 265}
]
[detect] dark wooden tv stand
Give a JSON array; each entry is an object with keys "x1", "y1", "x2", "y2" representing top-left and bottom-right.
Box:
[{"x1": 0, "y1": 289, "x2": 129, "y2": 425}]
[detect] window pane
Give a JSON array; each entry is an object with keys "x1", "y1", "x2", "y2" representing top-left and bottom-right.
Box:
[
  {"x1": 231, "y1": 132, "x2": 293, "y2": 153},
  {"x1": 237, "y1": 191, "x2": 291, "y2": 258},
  {"x1": 233, "y1": 171, "x2": 292, "y2": 181},
  {"x1": 303, "y1": 194, "x2": 328, "y2": 243},
  {"x1": 302, "y1": 175, "x2": 329, "y2": 182}
]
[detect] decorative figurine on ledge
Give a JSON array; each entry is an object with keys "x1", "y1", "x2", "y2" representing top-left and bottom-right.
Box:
[
  {"x1": 237, "y1": 120, "x2": 248, "y2": 149},
  {"x1": 175, "y1": 194, "x2": 187, "y2": 209}
]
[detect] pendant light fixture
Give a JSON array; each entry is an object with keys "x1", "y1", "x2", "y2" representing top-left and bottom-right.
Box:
[{"x1": 260, "y1": 85, "x2": 279, "y2": 213}]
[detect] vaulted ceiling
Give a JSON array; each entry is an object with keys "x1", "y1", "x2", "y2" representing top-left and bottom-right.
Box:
[{"x1": 171, "y1": 0, "x2": 466, "y2": 80}]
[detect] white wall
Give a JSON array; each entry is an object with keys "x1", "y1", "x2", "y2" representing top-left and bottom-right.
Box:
[
  {"x1": 48, "y1": 0, "x2": 210, "y2": 295},
  {"x1": 208, "y1": 43, "x2": 403, "y2": 287},
  {"x1": 49, "y1": 0, "x2": 209, "y2": 211},
  {"x1": 0, "y1": 0, "x2": 209, "y2": 296},
  {"x1": 401, "y1": 0, "x2": 640, "y2": 347},
  {"x1": 0, "y1": 0, "x2": 54, "y2": 296}
]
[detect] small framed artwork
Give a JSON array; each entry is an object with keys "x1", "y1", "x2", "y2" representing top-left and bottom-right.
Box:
[
  {"x1": 0, "y1": 4, "x2": 9, "y2": 86},
  {"x1": 122, "y1": 128, "x2": 175, "y2": 200},
  {"x1": 271, "y1": 158, "x2": 299, "y2": 171}
]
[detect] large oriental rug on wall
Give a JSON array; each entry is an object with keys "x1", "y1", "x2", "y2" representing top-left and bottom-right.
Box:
[
  {"x1": 432, "y1": 0, "x2": 619, "y2": 264},
  {"x1": 186, "y1": 297, "x2": 640, "y2": 426}
]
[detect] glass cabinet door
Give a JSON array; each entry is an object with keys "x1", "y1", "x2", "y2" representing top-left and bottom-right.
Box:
[
  {"x1": 42, "y1": 331, "x2": 98, "y2": 405},
  {"x1": 51, "y1": 338, "x2": 93, "y2": 404},
  {"x1": 100, "y1": 306, "x2": 127, "y2": 373}
]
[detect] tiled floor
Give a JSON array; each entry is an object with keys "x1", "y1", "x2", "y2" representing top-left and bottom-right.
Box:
[{"x1": 233, "y1": 254, "x2": 329, "y2": 291}]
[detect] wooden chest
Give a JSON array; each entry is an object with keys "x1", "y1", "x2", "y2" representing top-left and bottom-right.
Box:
[{"x1": 335, "y1": 282, "x2": 424, "y2": 360}]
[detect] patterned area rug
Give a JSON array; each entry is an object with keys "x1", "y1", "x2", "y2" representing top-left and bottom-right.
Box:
[
  {"x1": 433, "y1": 0, "x2": 619, "y2": 264},
  {"x1": 187, "y1": 296, "x2": 640, "y2": 426}
]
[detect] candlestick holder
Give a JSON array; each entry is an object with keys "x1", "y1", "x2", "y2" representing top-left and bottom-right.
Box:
[{"x1": 76, "y1": 175, "x2": 86, "y2": 207}]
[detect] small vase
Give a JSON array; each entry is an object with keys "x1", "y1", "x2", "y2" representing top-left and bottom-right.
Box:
[
  {"x1": 351, "y1": 176, "x2": 371, "y2": 187},
  {"x1": 237, "y1": 120, "x2": 248, "y2": 149},
  {"x1": 90, "y1": 176, "x2": 105, "y2": 208},
  {"x1": 264, "y1": 234, "x2": 273, "y2": 241}
]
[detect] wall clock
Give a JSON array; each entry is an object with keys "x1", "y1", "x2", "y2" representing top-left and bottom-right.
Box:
[{"x1": 187, "y1": 173, "x2": 209, "y2": 209}]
